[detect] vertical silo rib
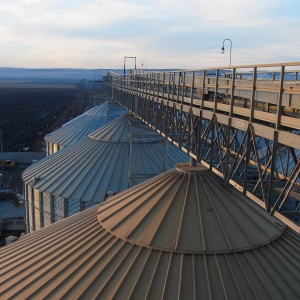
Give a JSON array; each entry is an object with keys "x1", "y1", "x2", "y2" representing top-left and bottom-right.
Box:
[
  {"x1": 175, "y1": 173, "x2": 190, "y2": 249},
  {"x1": 203, "y1": 255, "x2": 213, "y2": 300},
  {"x1": 208, "y1": 178, "x2": 277, "y2": 243},
  {"x1": 42, "y1": 235, "x2": 121, "y2": 300},
  {"x1": 128, "y1": 172, "x2": 184, "y2": 245},
  {"x1": 243, "y1": 250, "x2": 278, "y2": 299},
  {"x1": 39, "y1": 233, "x2": 117, "y2": 299},
  {"x1": 112, "y1": 143, "x2": 128, "y2": 192},
  {"x1": 192, "y1": 254, "x2": 197, "y2": 300},
  {"x1": 199, "y1": 174, "x2": 233, "y2": 251},
  {"x1": 1, "y1": 212, "x2": 98, "y2": 277},
  {"x1": 245, "y1": 247, "x2": 296, "y2": 299},
  {"x1": 271, "y1": 237, "x2": 300, "y2": 278},
  {"x1": 44, "y1": 140, "x2": 98, "y2": 196},
  {"x1": 234, "y1": 253, "x2": 260, "y2": 300},
  {"x1": 214, "y1": 255, "x2": 229, "y2": 300},
  {"x1": 85, "y1": 141, "x2": 122, "y2": 200},
  {"x1": 281, "y1": 231, "x2": 300, "y2": 262},
  {"x1": 178, "y1": 253, "x2": 184, "y2": 300},
  {"x1": 70, "y1": 242, "x2": 133, "y2": 300},
  {"x1": 27, "y1": 220, "x2": 116, "y2": 298},
  {"x1": 99, "y1": 170, "x2": 175, "y2": 222},
  {"x1": 195, "y1": 174, "x2": 206, "y2": 252},
  {"x1": 2, "y1": 226, "x2": 113, "y2": 299},
  {"x1": 109, "y1": 171, "x2": 180, "y2": 235},
  {"x1": 145, "y1": 251, "x2": 163, "y2": 300},
  {"x1": 95, "y1": 246, "x2": 143, "y2": 300},
  {"x1": 266, "y1": 240, "x2": 300, "y2": 282},
  {"x1": 224, "y1": 255, "x2": 244, "y2": 300},
  {"x1": 161, "y1": 252, "x2": 173, "y2": 300},
  {"x1": 126, "y1": 249, "x2": 152, "y2": 299}
]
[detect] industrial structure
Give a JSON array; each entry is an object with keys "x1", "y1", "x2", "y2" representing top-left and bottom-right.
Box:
[
  {"x1": 23, "y1": 115, "x2": 189, "y2": 232},
  {"x1": 104, "y1": 62, "x2": 300, "y2": 232},
  {"x1": 0, "y1": 62, "x2": 299, "y2": 299},
  {"x1": 44, "y1": 100, "x2": 127, "y2": 155},
  {"x1": 1, "y1": 163, "x2": 299, "y2": 299}
]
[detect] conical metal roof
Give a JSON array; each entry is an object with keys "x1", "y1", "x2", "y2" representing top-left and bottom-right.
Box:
[
  {"x1": 89, "y1": 114, "x2": 161, "y2": 142},
  {"x1": 44, "y1": 100, "x2": 127, "y2": 147},
  {"x1": 97, "y1": 163, "x2": 284, "y2": 254},
  {"x1": 23, "y1": 116, "x2": 190, "y2": 202},
  {"x1": 1, "y1": 164, "x2": 299, "y2": 299}
]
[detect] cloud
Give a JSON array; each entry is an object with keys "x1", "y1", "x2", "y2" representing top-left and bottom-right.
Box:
[{"x1": 0, "y1": 0, "x2": 299, "y2": 68}]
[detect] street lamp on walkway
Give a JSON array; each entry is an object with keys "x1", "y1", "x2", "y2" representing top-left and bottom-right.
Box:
[
  {"x1": 221, "y1": 38, "x2": 232, "y2": 67},
  {"x1": 141, "y1": 60, "x2": 147, "y2": 69}
]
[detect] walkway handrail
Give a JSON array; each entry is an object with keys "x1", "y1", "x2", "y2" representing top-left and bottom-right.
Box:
[{"x1": 104, "y1": 62, "x2": 300, "y2": 232}]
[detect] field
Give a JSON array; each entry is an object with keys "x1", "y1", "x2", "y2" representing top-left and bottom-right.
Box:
[
  {"x1": 0, "y1": 87, "x2": 94, "y2": 152},
  {"x1": 0, "y1": 69, "x2": 106, "y2": 243},
  {"x1": 0, "y1": 82, "x2": 77, "y2": 89},
  {"x1": 0, "y1": 67, "x2": 107, "y2": 152}
]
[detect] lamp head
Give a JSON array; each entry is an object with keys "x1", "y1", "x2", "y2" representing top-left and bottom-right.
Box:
[
  {"x1": 141, "y1": 63, "x2": 143, "y2": 67},
  {"x1": 221, "y1": 46, "x2": 225, "y2": 54}
]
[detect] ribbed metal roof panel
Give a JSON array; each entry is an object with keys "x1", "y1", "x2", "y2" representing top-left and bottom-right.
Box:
[
  {"x1": 89, "y1": 115, "x2": 160, "y2": 142},
  {"x1": 97, "y1": 163, "x2": 284, "y2": 253},
  {"x1": 44, "y1": 100, "x2": 127, "y2": 147},
  {"x1": 1, "y1": 166, "x2": 299, "y2": 299},
  {"x1": 23, "y1": 116, "x2": 190, "y2": 202}
]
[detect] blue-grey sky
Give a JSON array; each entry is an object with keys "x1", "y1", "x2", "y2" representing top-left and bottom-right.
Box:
[{"x1": 0, "y1": 0, "x2": 299, "y2": 69}]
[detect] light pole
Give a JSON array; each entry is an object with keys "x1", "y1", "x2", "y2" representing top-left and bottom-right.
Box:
[
  {"x1": 221, "y1": 38, "x2": 232, "y2": 67},
  {"x1": 93, "y1": 75, "x2": 102, "y2": 107},
  {"x1": 124, "y1": 56, "x2": 136, "y2": 74},
  {"x1": 141, "y1": 60, "x2": 147, "y2": 70}
]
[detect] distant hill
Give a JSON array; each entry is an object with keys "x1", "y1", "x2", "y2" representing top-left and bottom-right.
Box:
[
  {"x1": 0, "y1": 68, "x2": 109, "y2": 84},
  {"x1": 0, "y1": 67, "x2": 184, "y2": 86}
]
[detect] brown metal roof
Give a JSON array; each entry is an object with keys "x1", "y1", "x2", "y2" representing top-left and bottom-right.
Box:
[
  {"x1": 1, "y1": 163, "x2": 299, "y2": 299},
  {"x1": 98, "y1": 163, "x2": 284, "y2": 254}
]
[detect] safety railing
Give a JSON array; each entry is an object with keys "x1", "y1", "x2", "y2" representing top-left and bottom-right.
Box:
[
  {"x1": 106, "y1": 62, "x2": 300, "y2": 131},
  {"x1": 104, "y1": 62, "x2": 300, "y2": 232}
]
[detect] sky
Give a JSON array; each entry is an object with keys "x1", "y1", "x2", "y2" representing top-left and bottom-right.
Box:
[{"x1": 0, "y1": 0, "x2": 299, "y2": 70}]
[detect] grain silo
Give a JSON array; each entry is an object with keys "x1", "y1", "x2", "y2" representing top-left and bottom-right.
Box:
[
  {"x1": 23, "y1": 115, "x2": 190, "y2": 232},
  {"x1": 44, "y1": 100, "x2": 127, "y2": 155},
  {"x1": 2, "y1": 162, "x2": 299, "y2": 299}
]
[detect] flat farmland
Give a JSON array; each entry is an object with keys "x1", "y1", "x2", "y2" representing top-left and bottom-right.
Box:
[
  {"x1": 0, "y1": 81, "x2": 77, "y2": 90},
  {"x1": 0, "y1": 87, "x2": 91, "y2": 152}
]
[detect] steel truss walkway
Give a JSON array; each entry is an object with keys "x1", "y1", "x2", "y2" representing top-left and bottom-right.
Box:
[{"x1": 104, "y1": 62, "x2": 300, "y2": 232}]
